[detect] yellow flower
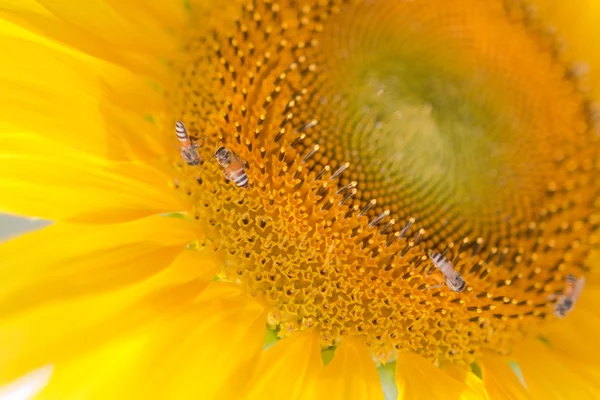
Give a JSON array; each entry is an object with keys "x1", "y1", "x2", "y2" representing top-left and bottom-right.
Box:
[{"x1": 1, "y1": 0, "x2": 599, "y2": 398}]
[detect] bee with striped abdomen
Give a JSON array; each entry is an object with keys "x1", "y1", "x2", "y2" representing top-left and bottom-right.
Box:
[
  {"x1": 175, "y1": 120, "x2": 203, "y2": 166},
  {"x1": 549, "y1": 274, "x2": 585, "y2": 318},
  {"x1": 430, "y1": 252, "x2": 466, "y2": 292},
  {"x1": 214, "y1": 146, "x2": 249, "y2": 188}
]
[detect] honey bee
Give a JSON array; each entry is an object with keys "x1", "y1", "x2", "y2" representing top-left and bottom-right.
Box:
[
  {"x1": 214, "y1": 146, "x2": 249, "y2": 188},
  {"x1": 175, "y1": 121, "x2": 203, "y2": 166},
  {"x1": 549, "y1": 274, "x2": 585, "y2": 318},
  {"x1": 430, "y1": 252, "x2": 466, "y2": 292}
]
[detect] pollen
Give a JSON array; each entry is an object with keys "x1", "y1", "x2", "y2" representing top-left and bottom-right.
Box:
[{"x1": 168, "y1": 0, "x2": 599, "y2": 366}]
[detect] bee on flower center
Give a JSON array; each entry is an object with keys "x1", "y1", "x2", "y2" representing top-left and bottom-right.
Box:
[
  {"x1": 175, "y1": 121, "x2": 203, "y2": 166},
  {"x1": 430, "y1": 251, "x2": 467, "y2": 292},
  {"x1": 549, "y1": 274, "x2": 586, "y2": 318},
  {"x1": 214, "y1": 146, "x2": 249, "y2": 188}
]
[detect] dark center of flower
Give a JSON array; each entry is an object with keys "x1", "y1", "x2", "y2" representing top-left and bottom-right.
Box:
[{"x1": 169, "y1": 0, "x2": 599, "y2": 366}]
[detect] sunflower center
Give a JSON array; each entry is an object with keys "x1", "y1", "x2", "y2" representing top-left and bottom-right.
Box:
[{"x1": 170, "y1": 0, "x2": 599, "y2": 366}]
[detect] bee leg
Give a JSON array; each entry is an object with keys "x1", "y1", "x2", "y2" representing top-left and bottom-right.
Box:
[
  {"x1": 223, "y1": 170, "x2": 232, "y2": 181},
  {"x1": 192, "y1": 135, "x2": 207, "y2": 148},
  {"x1": 426, "y1": 284, "x2": 444, "y2": 290}
]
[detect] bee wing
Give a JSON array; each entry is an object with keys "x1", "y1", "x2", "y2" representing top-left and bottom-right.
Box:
[
  {"x1": 228, "y1": 153, "x2": 249, "y2": 171},
  {"x1": 571, "y1": 277, "x2": 586, "y2": 303},
  {"x1": 230, "y1": 152, "x2": 244, "y2": 165},
  {"x1": 426, "y1": 283, "x2": 445, "y2": 290}
]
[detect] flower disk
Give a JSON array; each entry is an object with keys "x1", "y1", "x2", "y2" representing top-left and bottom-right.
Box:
[{"x1": 170, "y1": 0, "x2": 599, "y2": 366}]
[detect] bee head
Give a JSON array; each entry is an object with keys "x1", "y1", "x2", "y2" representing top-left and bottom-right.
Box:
[
  {"x1": 216, "y1": 146, "x2": 226, "y2": 155},
  {"x1": 214, "y1": 146, "x2": 231, "y2": 165},
  {"x1": 447, "y1": 275, "x2": 466, "y2": 292}
]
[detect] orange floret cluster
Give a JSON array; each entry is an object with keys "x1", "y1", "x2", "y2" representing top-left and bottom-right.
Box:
[{"x1": 168, "y1": 0, "x2": 599, "y2": 366}]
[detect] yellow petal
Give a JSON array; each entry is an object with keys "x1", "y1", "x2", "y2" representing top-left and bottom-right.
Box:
[
  {"x1": 35, "y1": 0, "x2": 177, "y2": 53},
  {"x1": 245, "y1": 332, "x2": 324, "y2": 400},
  {"x1": 99, "y1": 104, "x2": 171, "y2": 161},
  {"x1": 443, "y1": 364, "x2": 487, "y2": 399},
  {"x1": 480, "y1": 353, "x2": 530, "y2": 400},
  {"x1": 0, "y1": 215, "x2": 198, "y2": 315},
  {"x1": 35, "y1": 334, "x2": 150, "y2": 400},
  {"x1": 161, "y1": 247, "x2": 221, "y2": 284},
  {"x1": 0, "y1": 247, "x2": 217, "y2": 385},
  {"x1": 314, "y1": 337, "x2": 384, "y2": 400},
  {"x1": 396, "y1": 352, "x2": 484, "y2": 400},
  {"x1": 0, "y1": 133, "x2": 186, "y2": 222},
  {"x1": 137, "y1": 283, "x2": 267, "y2": 399},
  {"x1": 33, "y1": 283, "x2": 264, "y2": 399},
  {"x1": 542, "y1": 308, "x2": 600, "y2": 364},
  {"x1": 0, "y1": 33, "x2": 169, "y2": 161},
  {"x1": 135, "y1": 0, "x2": 188, "y2": 28},
  {"x1": 514, "y1": 339, "x2": 600, "y2": 399},
  {"x1": 563, "y1": 361, "x2": 600, "y2": 398},
  {"x1": 0, "y1": 2, "x2": 178, "y2": 76}
]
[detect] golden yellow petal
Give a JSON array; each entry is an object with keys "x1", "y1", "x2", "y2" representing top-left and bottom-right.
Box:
[
  {"x1": 480, "y1": 353, "x2": 530, "y2": 400},
  {"x1": 443, "y1": 364, "x2": 487, "y2": 399},
  {"x1": 514, "y1": 339, "x2": 600, "y2": 398},
  {"x1": 0, "y1": 283, "x2": 189, "y2": 388},
  {"x1": 314, "y1": 337, "x2": 384, "y2": 400},
  {"x1": 30, "y1": 283, "x2": 263, "y2": 399},
  {"x1": 564, "y1": 362, "x2": 600, "y2": 399},
  {"x1": 137, "y1": 283, "x2": 267, "y2": 399},
  {"x1": 102, "y1": 0, "x2": 187, "y2": 38},
  {"x1": 35, "y1": 0, "x2": 176, "y2": 52},
  {"x1": 0, "y1": 1, "x2": 180, "y2": 76},
  {"x1": 35, "y1": 334, "x2": 149, "y2": 400},
  {"x1": 0, "y1": 28, "x2": 168, "y2": 160},
  {"x1": 396, "y1": 352, "x2": 484, "y2": 400},
  {"x1": 161, "y1": 247, "x2": 221, "y2": 284},
  {"x1": 0, "y1": 133, "x2": 186, "y2": 222},
  {"x1": 0, "y1": 215, "x2": 198, "y2": 315},
  {"x1": 0, "y1": 247, "x2": 217, "y2": 386},
  {"x1": 244, "y1": 332, "x2": 324, "y2": 400}
]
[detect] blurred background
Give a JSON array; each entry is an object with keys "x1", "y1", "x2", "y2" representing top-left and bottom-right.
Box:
[{"x1": 0, "y1": 214, "x2": 48, "y2": 241}]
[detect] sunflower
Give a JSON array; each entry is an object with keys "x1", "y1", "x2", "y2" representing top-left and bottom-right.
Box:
[{"x1": 1, "y1": 0, "x2": 599, "y2": 398}]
